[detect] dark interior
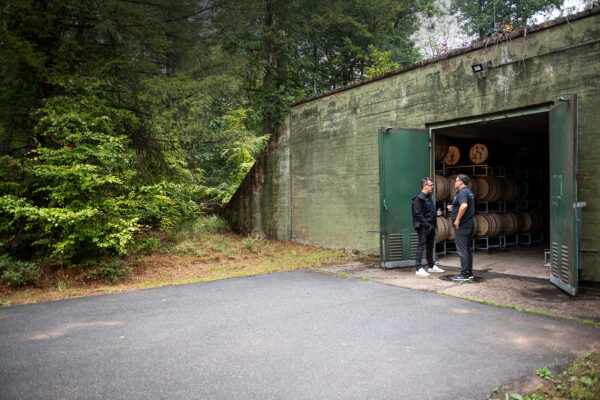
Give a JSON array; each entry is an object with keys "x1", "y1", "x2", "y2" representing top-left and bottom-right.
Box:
[{"x1": 433, "y1": 112, "x2": 550, "y2": 256}]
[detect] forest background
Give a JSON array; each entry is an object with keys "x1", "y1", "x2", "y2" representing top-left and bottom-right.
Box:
[{"x1": 0, "y1": 0, "x2": 594, "y2": 285}]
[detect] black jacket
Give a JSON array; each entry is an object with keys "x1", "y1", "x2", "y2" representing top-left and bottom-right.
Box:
[{"x1": 412, "y1": 192, "x2": 436, "y2": 230}]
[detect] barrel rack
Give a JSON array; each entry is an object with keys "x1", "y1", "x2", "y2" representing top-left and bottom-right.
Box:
[{"x1": 435, "y1": 159, "x2": 545, "y2": 257}]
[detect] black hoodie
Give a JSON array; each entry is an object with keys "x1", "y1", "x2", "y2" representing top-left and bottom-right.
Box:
[{"x1": 412, "y1": 192, "x2": 436, "y2": 230}]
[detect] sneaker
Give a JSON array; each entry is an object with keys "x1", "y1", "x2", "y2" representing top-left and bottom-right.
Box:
[
  {"x1": 416, "y1": 268, "x2": 430, "y2": 277},
  {"x1": 428, "y1": 265, "x2": 445, "y2": 273},
  {"x1": 451, "y1": 274, "x2": 471, "y2": 281}
]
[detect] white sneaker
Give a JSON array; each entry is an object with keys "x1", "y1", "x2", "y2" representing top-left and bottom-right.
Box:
[
  {"x1": 416, "y1": 268, "x2": 430, "y2": 277},
  {"x1": 428, "y1": 265, "x2": 445, "y2": 273}
]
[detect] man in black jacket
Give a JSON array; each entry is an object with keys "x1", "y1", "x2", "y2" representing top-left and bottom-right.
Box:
[
  {"x1": 412, "y1": 177, "x2": 444, "y2": 276},
  {"x1": 447, "y1": 174, "x2": 475, "y2": 281}
]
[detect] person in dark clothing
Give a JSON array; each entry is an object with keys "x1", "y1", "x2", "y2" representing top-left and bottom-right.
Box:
[
  {"x1": 412, "y1": 177, "x2": 444, "y2": 276},
  {"x1": 447, "y1": 174, "x2": 475, "y2": 281}
]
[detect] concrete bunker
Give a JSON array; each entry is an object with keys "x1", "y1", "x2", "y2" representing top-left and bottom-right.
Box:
[{"x1": 224, "y1": 7, "x2": 600, "y2": 295}]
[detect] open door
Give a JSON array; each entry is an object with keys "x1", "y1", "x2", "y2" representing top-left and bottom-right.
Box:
[
  {"x1": 378, "y1": 127, "x2": 430, "y2": 268},
  {"x1": 549, "y1": 95, "x2": 580, "y2": 296}
]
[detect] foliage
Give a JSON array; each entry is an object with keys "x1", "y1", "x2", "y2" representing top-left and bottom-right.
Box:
[
  {"x1": 450, "y1": 0, "x2": 563, "y2": 41},
  {"x1": 490, "y1": 352, "x2": 600, "y2": 400},
  {"x1": 364, "y1": 47, "x2": 400, "y2": 78},
  {"x1": 536, "y1": 366, "x2": 553, "y2": 380},
  {"x1": 0, "y1": 254, "x2": 42, "y2": 286},
  {"x1": 168, "y1": 215, "x2": 231, "y2": 244},
  {"x1": 0, "y1": 0, "x2": 431, "y2": 266},
  {"x1": 84, "y1": 259, "x2": 132, "y2": 282}
]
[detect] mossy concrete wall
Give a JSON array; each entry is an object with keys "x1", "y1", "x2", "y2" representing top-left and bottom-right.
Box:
[
  {"x1": 225, "y1": 9, "x2": 600, "y2": 281},
  {"x1": 224, "y1": 116, "x2": 291, "y2": 240}
]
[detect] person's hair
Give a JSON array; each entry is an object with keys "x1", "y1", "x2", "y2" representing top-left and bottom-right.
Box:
[
  {"x1": 421, "y1": 177, "x2": 433, "y2": 188},
  {"x1": 457, "y1": 174, "x2": 469, "y2": 185}
]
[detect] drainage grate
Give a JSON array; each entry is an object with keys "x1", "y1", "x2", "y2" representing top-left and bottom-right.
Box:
[{"x1": 439, "y1": 274, "x2": 485, "y2": 283}]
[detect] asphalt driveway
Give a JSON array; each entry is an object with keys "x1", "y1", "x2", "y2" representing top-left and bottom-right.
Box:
[{"x1": 1, "y1": 270, "x2": 599, "y2": 399}]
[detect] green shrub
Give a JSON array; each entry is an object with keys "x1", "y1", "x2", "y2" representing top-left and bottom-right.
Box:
[
  {"x1": 130, "y1": 237, "x2": 162, "y2": 255},
  {"x1": 0, "y1": 82, "x2": 207, "y2": 262},
  {"x1": 197, "y1": 215, "x2": 230, "y2": 234},
  {"x1": 169, "y1": 215, "x2": 230, "y2": 242},
  {"x1": 85, "y1": 259, "x2": 132, "y2": 282},
  {"x1": 0, "y1": 255, "x2": 42, "y2": 286}
]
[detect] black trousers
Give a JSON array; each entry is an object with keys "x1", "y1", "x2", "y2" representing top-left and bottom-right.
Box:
[
  {"x1": 415, "y1": 226, "x2": 435, "y2": 271},
  {"x1": 454, "y1": 227, "x2": 474, "y2": 276}
]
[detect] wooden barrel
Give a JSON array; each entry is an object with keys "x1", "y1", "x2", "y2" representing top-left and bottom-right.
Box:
[
  {"x1": 447, "y1": 174, "x2": 476, "y2": 201},
  {"x1": 436, "y1": 216, "x2": 451, "y2": 243},
  {"x1": 529, "y1": 209, "x2": 544, "y2": 233},
  {"x1": 444, "y1": 145, "x2": 461, "y2": 165},
  {"x1": 517, "y1": 209, "x2": 544, "y2": 233},
  {"x1": 435, "y1": 136, "x2": 449, "y2": 161},
  {"x1": 502, "y1": 211, "x2": 521, "y2": 235},
  {"x1": 500, "y1": 177, "x2": 522, "y2": 201},
  {"x1": 434, "y1": 174, "x2": 450, "y2": 202},
  {"x1": 469, "y1": 143, "x2": 489, "y2": 164},
  {"x1": 473, "y1": 176, "x2": 504, "y2": 202},
  {"x1": 517, "y1": 210, "x2": 532, "y2": 233},
  {"x1": 473, "y1": 213, "x2": 504, "y2": 237},
  {"x1": 446, "y1": 216, "x2": 454, "y2": 240}
]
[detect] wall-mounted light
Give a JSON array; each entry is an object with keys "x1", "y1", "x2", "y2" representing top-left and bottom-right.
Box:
[
  {"x1": 471, "y1": 61, "x2": 493, "y2": 74},
  {"x1": 471, "y1": 63, "x2": 484, "y2": 73}
]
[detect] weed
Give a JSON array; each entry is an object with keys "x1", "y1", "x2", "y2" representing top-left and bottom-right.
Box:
[
  {"x1": 173, "y1": 241, "x2": 200, "y2": 255},
  {"x1": 169, "y1": 215, "x2": 230, "y2": 242},
  {"x1": 536, "y1": 367, "x2": 553, "y2": 380},
  {"x1": 362, "y1": 276, "x2": 371, "y2": 281},
  {"x1": 58, "y1": 281, "x2": 67, "y2": 292},
  {"x1": 490, "y1": 353, "x2": 600, "y2": 400},
  {"x1": 243, "y1": 236, "x2": 260, "y2": 253}
]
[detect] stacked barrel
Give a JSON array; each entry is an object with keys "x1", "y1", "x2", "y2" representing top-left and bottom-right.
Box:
[{"x1": 434, "y1": 140, "x2": 545, "y2": 247}]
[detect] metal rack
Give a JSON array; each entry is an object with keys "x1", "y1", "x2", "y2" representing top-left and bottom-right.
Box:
[{"x1": 474, "y1": 235, "x2": 505, "y2": 251}]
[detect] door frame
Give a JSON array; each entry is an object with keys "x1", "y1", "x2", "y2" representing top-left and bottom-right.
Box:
[{"x1": 425, "y1": 103, "x2": 581, "y2": 294}]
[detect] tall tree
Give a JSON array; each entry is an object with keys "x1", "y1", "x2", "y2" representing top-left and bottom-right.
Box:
[{"x1": 450, "y1": 0, "x2": 563, "y2": 41}]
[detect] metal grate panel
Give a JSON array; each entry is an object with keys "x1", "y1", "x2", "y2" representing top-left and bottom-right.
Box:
[
  {"x1": 551, "y1": 242, "x2": 560, "y2": 278},
  {"x1": 561, "y1": 245, "x2": 570, "y2": 278},
  {"x1": 409, "y1": 233, "x2": 418, "y2": 258},
  {"x1": 388, "y1": 234, "x2": 403, "y2": 260}
]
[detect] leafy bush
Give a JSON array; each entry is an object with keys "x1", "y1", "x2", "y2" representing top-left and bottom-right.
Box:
[
  {"x1": 0, "y1": 81, "x2": 207, "y2": 262},
  {"x1": 85, "y1": 260, "x2": 132, "y2": 282},
  {"x1": 0, "y1": 255, "x2": 42, "y2": 286},
  {"x1": 130, "y1": 237, "x2": 162, "y2": 255},
  {"x1": 168, "y1": 215, "x2": 230, "y2": 243}
]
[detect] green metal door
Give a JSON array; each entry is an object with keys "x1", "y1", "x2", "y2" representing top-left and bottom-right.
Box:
[
  {"x1": 549, "y1": 95, "x2": 580, "y2": 296},
  {"x1": 378, "y1": 127, "x2": 430, "y2": 268}
]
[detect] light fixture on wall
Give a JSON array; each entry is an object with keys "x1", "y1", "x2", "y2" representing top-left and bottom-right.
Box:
[
  {"x1": 471, "y1": 63, "x2": 484, "y2": 73},
  {"x1": 471, "y1": 61, "x2": 493, "y2": 74}
]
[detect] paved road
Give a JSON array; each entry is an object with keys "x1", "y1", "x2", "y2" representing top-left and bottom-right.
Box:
[{"x1": 1, "y1": 270, "x2": 599, "y2": 399}]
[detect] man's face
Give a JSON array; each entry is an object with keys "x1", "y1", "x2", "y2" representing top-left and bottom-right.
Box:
[
  {"x1": 423, "y1": 180, "x2": 434, "y2": 194},
  {"x1": 455, "y1": 177, "x2": 462, "y2": 189}
]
